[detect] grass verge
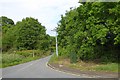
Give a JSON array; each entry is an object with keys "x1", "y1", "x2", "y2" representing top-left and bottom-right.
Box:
[
  {"x1": 49, "y1": 53, "x2": 118, "y2": 73},
  {"x1": 0, "y1": 50, "x2": 50, "y2": 68}
]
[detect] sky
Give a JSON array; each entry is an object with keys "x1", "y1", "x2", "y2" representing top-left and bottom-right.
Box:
[{"x1": 0, "y1": 0, "x2": 80, "y2": 36}]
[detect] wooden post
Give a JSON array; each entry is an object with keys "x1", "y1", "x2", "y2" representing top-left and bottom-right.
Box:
[{"x1": 33, "y1": 50, "x2": 34, "y2": 57}]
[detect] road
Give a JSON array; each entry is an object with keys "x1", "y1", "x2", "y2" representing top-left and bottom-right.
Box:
[{"x1": 1, "y1": 56, "x2": 84, "y2": 78}]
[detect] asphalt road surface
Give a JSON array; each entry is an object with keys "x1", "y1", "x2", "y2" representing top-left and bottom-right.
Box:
[{"x1": 1, "y1": 56, "x2": 84, "y2": 78}]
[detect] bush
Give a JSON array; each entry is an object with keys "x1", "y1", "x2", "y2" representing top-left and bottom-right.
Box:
[
  {"x1": 58, "y1": 47, "x2": 69, "y2": 58},
  {"x1": 57, "y1": 2, "x2": 120, "y2": 63},
  {"x1": 16, "y1": 51, "x2": 31, "y2": 57},
  {"x1": 2, "y1": 54, "x2": 24, "y2": 64},
  {"x1": 70, "y1": 52, "x2": 77, "y2": 63},
  {"x1": 2, "y1": 50, "x2": 51, "y2": 68},
  {"x1": 78, "y1": 44, "x2": 95, "y2": 60},
  {"x1": 16, "y1": 50, "x2": 47, "y2": 57}
]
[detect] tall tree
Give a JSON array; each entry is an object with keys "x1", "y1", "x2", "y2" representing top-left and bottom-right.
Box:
[
  {"x1": 1, "y1": 16, "x2": 15, "y2": 51},
  {"x1": 57, "y1": 2, "x2": 120, "y2": 62},
  {"x1": 15, "y1": 17, "x2": 47, "y2": 50},
  {"x1": 0, "y1": 16, "x2": 14, "y2": 33}
]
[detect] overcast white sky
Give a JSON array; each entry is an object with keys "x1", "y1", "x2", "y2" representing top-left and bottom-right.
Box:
[{"x1": 0, "y1": 0, "x2": 80, "y2": 36}]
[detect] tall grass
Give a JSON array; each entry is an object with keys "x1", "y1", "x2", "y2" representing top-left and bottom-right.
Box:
[
  {"x1": 1, "y1": 50, "x2": 50, "y2": 68},
  {"x1": 2, "y1": 54, "x2": 24, "y2": 67}
]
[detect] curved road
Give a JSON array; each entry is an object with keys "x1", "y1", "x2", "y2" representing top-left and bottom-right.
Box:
[{"x1": 2, "y1": 56, "x2": 83, "y2": 78}]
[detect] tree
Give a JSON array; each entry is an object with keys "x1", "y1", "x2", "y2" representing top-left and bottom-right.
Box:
[
  {"x1": 0, "y1": 16, "x2": 14, "y2": 33},
  {"x1": 15, "y1": 17, "x2": 48, "y2": 50},
  {"x1": 1, "y1": 16, "x2": 15, "y2": 51},
  {"x1": 57, "y1": 2, "x2": 120, "y2": 62},
  {"x1": 2, "y1": 26, "x2": 17, "y2": 51},
  {"x1": 1, "y1": 16, "x2": 51, "y2": 51}
]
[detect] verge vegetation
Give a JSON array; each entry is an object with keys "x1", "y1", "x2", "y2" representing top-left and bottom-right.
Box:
[
  {"x1": 0, "y1": 16, "x2": 55, "y2": 68},
  {"x1": 49, "y1": 53, "x2": 118, "y2": 72},
  {"x1": 49, "y1": 2, "x2": 119, "y2": 73},
  {"x1": 0, "y1": 50, "x2": 50, "y2": 68}
]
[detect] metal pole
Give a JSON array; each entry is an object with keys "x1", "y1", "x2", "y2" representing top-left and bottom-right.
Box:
[
  {"x1": 56, "y1": 32, "x2": 58, "y2": 57},
  {"x1": 51, "y1": 29, "x2": 58, "y2": 57}
]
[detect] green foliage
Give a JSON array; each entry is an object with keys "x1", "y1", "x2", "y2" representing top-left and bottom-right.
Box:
[
  {"x1": 49, "y1": 53, "x2": 59, "y2": 63},
  {"x1": 1, "y1": 16, "x2": 53, "y2": 67},
  {"x1": 0, "y1": 32, "x2": 2, "y2": 49},
  {"x1": 57, "y1": 2, "x2": 120, "y2": 63},
  {"x1": 37, "y1": 34, "x2": 50, "y2": 50},
  {"x1": 1, "y1": 16, "x2": 51, "y2": 51},
  {"x1": 69, "y1": 61, "x2": 118, "y2": 72},
  {"x1": 1, "y1": 50, "x2": 50, "y2": 68},
  {"x1": 49, "y1": 36, "x2": 56, "y2": 52},
  {"x1": 0, "y1": 16, "x2": 14, "y2": 26},
  {"x1": 78, "y1": 44, "x2": 95, "y2": 60},
  {"x1": 1, "y1": 53, "x2": 39, "y2": 68},
  {"x1": 0, "y1": 16, "x2": 14, "y2": 33},
  {"x1": 1, "y1": 16, "x2": 16, "y2": 51},
  {"x1": 49, "y1": 52, "x2": 118, "y2": 72},
  {"x1": 15, "y1": 50, "x2": 49, "y2": 57},
  {"x1": 2, "y1": 53, "x2": 24, "y2": 64},
  {"x1": 94, "y1": 63, "x2": 118, "y2": 72},
  {"x1": 15, "y1": 17, "x2": 47, "y2": 50},
  {"x1": 70, "y1": 52, "x2": 77, "y2": 63},
  {"x1": 2, "y1": 26, "x2": 17, "y2": 51}
]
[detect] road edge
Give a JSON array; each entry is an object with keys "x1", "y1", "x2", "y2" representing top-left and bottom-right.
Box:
[
  {"x1": 46, "y1": 62, "x2": 98, "y2": 78},
  {"x1": 46, "y1": 62, "x2": 120, "y2": 78}
]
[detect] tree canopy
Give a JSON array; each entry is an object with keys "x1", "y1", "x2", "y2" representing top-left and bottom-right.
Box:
[
  {"x1": 57, "y1": 2, "x2": 120, "y2": 62},
  {"x1": 1, "y1": 17, "x2": 51, "y2": 51},
  {"x1": 15, "y1": 17, "x2": 47, "y2": 50}
]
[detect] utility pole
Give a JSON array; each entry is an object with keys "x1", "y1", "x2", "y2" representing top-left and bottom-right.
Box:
[
  {"x1": 55, "y1": 31, "x2": 58, "y2": 57},
  {"x1": 51, "y1": 28, "x2": 58, "y2": 57}
]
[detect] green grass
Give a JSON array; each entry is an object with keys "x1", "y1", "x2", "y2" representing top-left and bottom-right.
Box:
[
  {"x1": 0, "y1": 50, "x2": 50, "y2": 68},
  {"x1": 0, "y1": 54, "x2": 2, "y2": 68},
  {"x1": 69, "y1": 62, "x2": 118, "y2": 72},
  {"x1": 94, "y1": 63, "x2": 118, "y2": 72},
  {"x1": 2, "y1": 54, "x2": 39, "y2": 68},
  {"x1": 49, "y1": 53, "x2": 65, "y2": 64},
  {"x1": 49, "y1": 54, "x2": 118, "y2": 72},
  {"x1": 0, "y1": 32, "x2": 1, "y2": 48},
  {"x1": 49, "y1": 53, "x2": 58, "y2": 63}
]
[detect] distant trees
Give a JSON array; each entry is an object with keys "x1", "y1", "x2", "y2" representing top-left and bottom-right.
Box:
[
  {"x1": 15, "y1": 17, "x2": 47, "y2": 50},
  {"x1": 1, "y1": 16, "x2": 15, "y2": 51},
  {"x1": 1, "y1": 16, "x2": 51, "y2": 51},
  {"x1": 1, "y1": 16, "x2": 14, "y2": 33},
  {"x1": 57, "y1": 2, "x2": 120, "y2": 62},
  {"x1": 49, "y1": 36, "x2": 56, "y2": 52},
  {"x1": 1, "y1": 16, "x2": 14, "y2": 26}
]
